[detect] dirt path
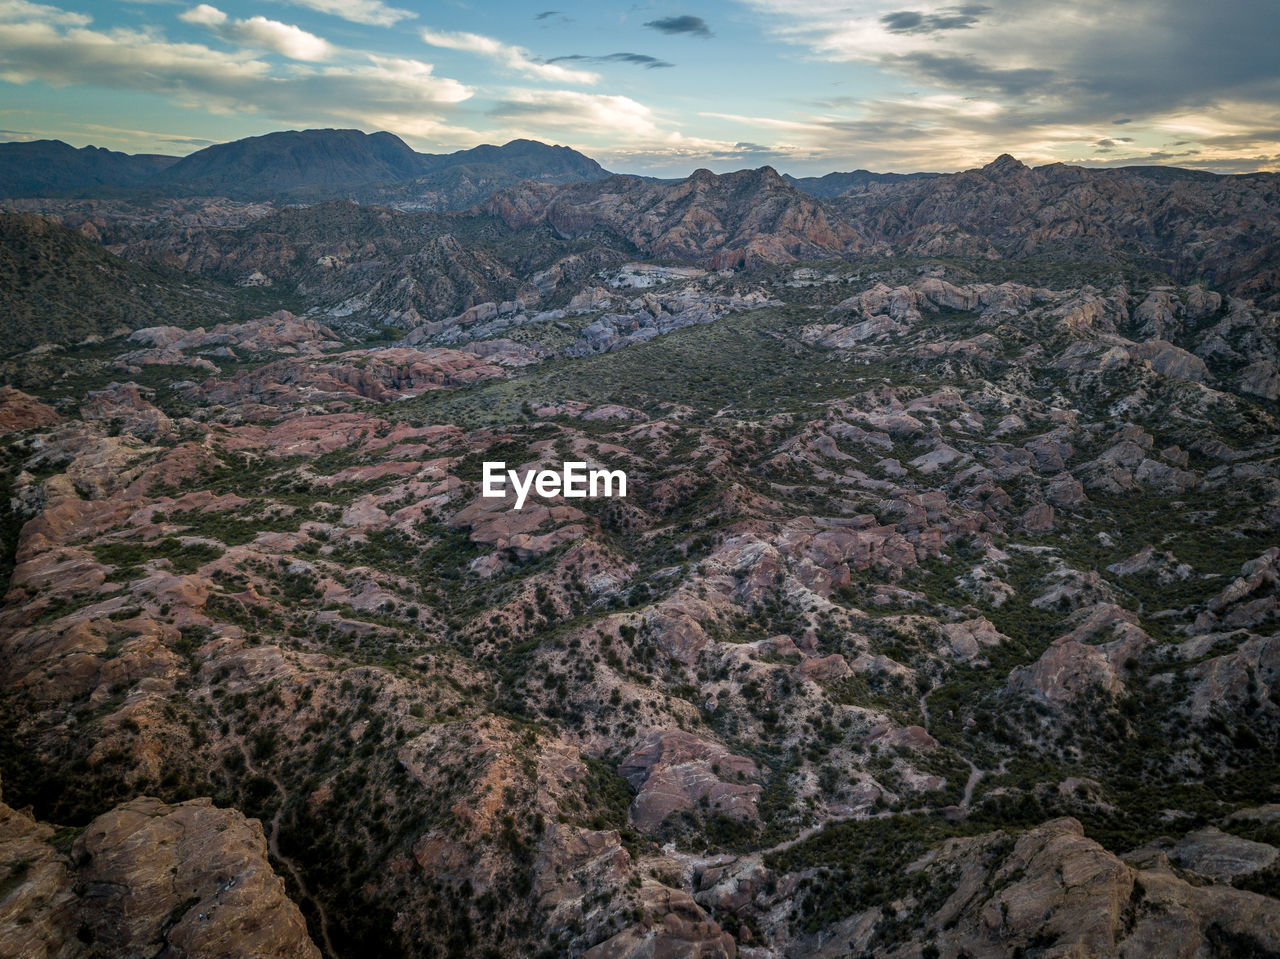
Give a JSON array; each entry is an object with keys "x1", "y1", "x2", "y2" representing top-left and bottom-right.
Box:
[
  {"x1": 961, "y1": 760, "x2": 984, "y2": 809},
  {"x1": 235, "y1": 741, "x2": 338, "y2": 958}
]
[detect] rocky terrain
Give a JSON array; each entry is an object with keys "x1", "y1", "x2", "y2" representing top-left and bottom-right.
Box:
[{"x1": 0, "y1": 146, "x2": 1278, "y2": 958}]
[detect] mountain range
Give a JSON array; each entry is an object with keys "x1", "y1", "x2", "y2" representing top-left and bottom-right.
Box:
[
  {"x1": 5, "y1": 140, "x2": 1275, "y2": 350},
  {"x1": 0, "y1": 129, "x2": 939, "y2": 206},
  {"x1": 0, "y1": 140, "x2": 179, "y2": 197},
  {"x1": 6, "y1": 131, "x2": 1276, "y2": 298},
  {"x1": 0, "y1": 129, "x2": 611, "y2": 208}
]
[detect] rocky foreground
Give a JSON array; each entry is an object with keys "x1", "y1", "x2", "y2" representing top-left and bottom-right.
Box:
[
  {"x1": 1, "y1": 204, "x2": 1279, "y2": 955},
  {"x1": 0, "y1": 774, "x2": 319, "y2": 959}
]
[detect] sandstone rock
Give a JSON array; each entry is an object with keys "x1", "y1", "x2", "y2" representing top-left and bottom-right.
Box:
[
  {"x1": 1194, "y1": 548, "x2": 1280, "y2": 633},
  {"x1": 1007, "y1": 637, "x2": 1123, "y2": 706},
  {"x1": 941, "y1": 617, "x2": 1006, "y2": 661},
  {"x1": 1132, "y1": 290, "x2": 1182, "y2": 340},
  {"x1": 198, "y1": 347, "x2": 506, "y2": 406},
  {"x1": 1239, "y1": 358, "x2": 1280, "y2": 399},
  {"x1": 533, "y1": 823, "x2": 631, "y2": 911},
  {"x1": 910, "y1": 818, "x2": 1280, "y2": 959},
  {"x1": 1106, "y1": 545, "x2": 1193, "y2": 582},
  {"x1": 568, "y1": 286, "x2": 616, "y2": 313},
  {"x1": 74, "y1": 796, "x2": 320, "y2": 958},
  {"x1": 618, "y1": 731, "x2": 761, "y2": 831},
  {"x1": 1019, "y1": 502, "x2": 1055, "y2": 531},
  {"x1": 81, "y1": 382, "x2": 172, "y2": 440},
  {"x1": 909, "y1": 444, "x2": 967, "y2": 475},
  {"x1": 584, "y1": 881, "x2": 737, "y2": 958},
  {"x1": 1184, "y1": 633, "x2": 1279, "y2": 718},
  {"x1": 0, "y1": 780, "x2": 79, "y2": 959},
  {"x1": 0, "y1": 783, "x2": 319, "y2": 959},
  {"x1": 0, "y1": 387, "x2": 60, "y2": 433},
  {"x1": 795, "y1": 653, "x2": 851, "y2": 683},
  {"x1": 1159, "y1": 826, "x2": 1278, "y2": 881},
  {"x1": 866, "y1": 724, "x2": 938, "y2": 751},
  {"x1": 913, "y1": 276, "x2": 980, "y2": 312},
  {"x1": 1046, "y1": 474, "x2": 1086, "y2": 507}
]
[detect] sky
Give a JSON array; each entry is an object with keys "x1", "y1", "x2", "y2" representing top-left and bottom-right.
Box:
[{"x1": 0, "y1": 0, "x2": 1277, "y2": 177}]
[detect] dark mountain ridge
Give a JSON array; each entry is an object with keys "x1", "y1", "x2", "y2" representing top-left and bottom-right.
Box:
[
  {"x1": 0, "y1": 129, "x2": 611, "y2": 206},
  {"x1": 149, "y1": 128, "x2": 425, "y2": 196},
  {"x1": 0, "y1": 140, "x2": 178, "y2": 197},
  {"x1": 784, "y1": 167, "x2": 942, "y2": 198}
]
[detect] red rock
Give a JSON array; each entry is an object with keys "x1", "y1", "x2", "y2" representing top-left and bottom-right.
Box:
[{"x1": 0, "y1": 387, "x2": 59, "y2": 433}]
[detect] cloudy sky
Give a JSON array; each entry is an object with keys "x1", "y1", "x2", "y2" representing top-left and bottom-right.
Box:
[{"x1": 1, "y1": 0, "x2": 1276, "y2": 176}]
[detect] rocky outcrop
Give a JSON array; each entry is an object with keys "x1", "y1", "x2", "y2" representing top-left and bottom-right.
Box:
[
  {"x1": 0, "y1": 783, "x2": 319, "y2": 959},
  {"x1": 1007, "y1": 641, "x2": 1119, "y2": 707},
  {"x1": 80, "y1": 382, "x2": 172, "y2": 440},
  {"x1": 0, "y1": 387, "x2": 60, "y2": 433},
  {"x1": 897, "y1": 818, "x2": 1280, "y2": 958},
  {"x1": 618, "y1": 731, "x2": 761, "y2": 831},
  {"x1": 941, "y1": 617, "x2": 1006, "y2": 661},
  {"x1": 1128, "y1": 338, "x2": 1210, "y2": 382},
  {"x1": 196, "y1": 346, "x2": 507, "y2": 405},
  {"x1": 488, "y1": 167, "x2": 866, "y2": 268},
  {"x1": 567, "y1": 289, "x2": 775, "y2": 357},
  {"x1": 584, "y1": 881, "x2": 737, "y2": 958},
  {"x1": 1144, "y1": 826, "x2": 1278, "y2": 882},
  {"x1": 128, "y1": 311, "x2": 342, "y2": 357},
  {"x1": 1194, "y1": 548, "x2": 1280, "y2": 634}
]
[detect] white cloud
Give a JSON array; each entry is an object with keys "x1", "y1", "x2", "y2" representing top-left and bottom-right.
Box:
[
  {"x1": 422, "y1": 28, "x2": 599, "y2": 85},
  {"x1": 0, "y1": 7, "x2": 473, "y2": 137},
  {"x1": 721, "y1": 0, "x2": 1280, "y2": 173},
  {"x1": 489, "y1": 89, "x2": 657, "y2": 138},
  {"x1": 0, "y1": 20, "x2": 270, "y2": 90},
  {"x1": 0, "y1": 0, "x2": 88, "y2": 25},
  {"x1": 235, "y1": 17, "x2": 330, "y2": 61},
  {"x1": 278, "y1": 0, "x2": 414, "y2": 28},
  {"x1": 178, "y1": 3, "x2": 225, "y2": 27},
  {"x1": 180, "y1": 5, "x2": 333, "y2": 61}
]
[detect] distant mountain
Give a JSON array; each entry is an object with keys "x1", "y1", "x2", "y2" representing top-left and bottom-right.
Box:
[
  {"x1": 0, "y1": 140, "x2": 178, "y2": 197},
  {"x1": 420, "y1": 139, "x2": 607, "y2": 181},
  {"x1": 784, "y1": 168, "x2": 940, "y2": 198},
  {"x1": 150, "y1": 128, "x2": 426, "y2": 198},
  {"x1": 361, "y1": 138, "x2": 611, "y2": 211},
  {"x1": 8, "y1": 140, "x2": 1280, "y2": 308},
  {"x1": 0, "y1": 130, "x2": 612, "y2": 207},
  {"x1": 0, "y1": 212, "x2": 230, "y2": 352}
]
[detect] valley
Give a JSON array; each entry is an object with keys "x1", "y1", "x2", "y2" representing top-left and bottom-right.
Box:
[{"x1": 0, "y1": 132, "x2": 1277, "y2": 959}]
